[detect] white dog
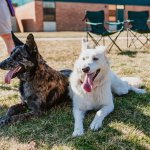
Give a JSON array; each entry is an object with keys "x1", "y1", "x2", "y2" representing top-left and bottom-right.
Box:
[{"x1": 69, "y1": 39, "x2": 146, "y2": 137}]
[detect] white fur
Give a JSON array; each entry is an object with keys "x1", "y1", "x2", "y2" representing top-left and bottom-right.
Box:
[
  {"x1": 110, "y1": 71, "x2": 146, "y2": 95},
  {"x1": 69, "y1": 40, "x2": 146, "y2": 137}
]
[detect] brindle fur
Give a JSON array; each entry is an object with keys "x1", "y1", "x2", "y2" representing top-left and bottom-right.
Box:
[{"x1": 0, "y1": 33, "x2": 70, "y2": 126}]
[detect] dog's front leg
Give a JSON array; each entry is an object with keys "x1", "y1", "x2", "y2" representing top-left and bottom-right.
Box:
[
  {"x1": 6, "y1": 103, "x2": 27, "y2": 117},
  {"x1": 0, "y1": 110, "x2": 43, "y2": 127},
  {"x1": 90, "y1": 105, "x2": 114, "y2": 131},
  {"x1": 9, "y1": 110, "x2": 43, "y2": 123},
  {"x1": 0, "y1": 103, "x2": 28, "y2": 127},
  {"x1": 72, "y1": 108, "x2": 85, "y2": 137}
]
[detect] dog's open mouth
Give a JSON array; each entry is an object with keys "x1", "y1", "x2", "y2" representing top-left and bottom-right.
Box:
[
  {"x1": 5, "y1": 66, "x2": 24, "y2": 84},
  {"x1": 82, "y1": 69, "x2": 100, "y2": 92}
]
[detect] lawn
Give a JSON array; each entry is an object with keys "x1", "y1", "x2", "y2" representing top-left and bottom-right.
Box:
[{"x1": 0, "y1": 32, "x2": 150, "y2": 150}]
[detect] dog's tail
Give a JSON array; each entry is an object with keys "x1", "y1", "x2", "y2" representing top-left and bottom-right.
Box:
[
  {"x1": 59, "y1": 69, "x2": 72, "y2": 77},
  {"x1": 121, "y1": 77, "x2": 143, "y2": 88}
]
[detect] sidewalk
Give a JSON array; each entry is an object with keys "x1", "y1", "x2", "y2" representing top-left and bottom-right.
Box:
[{"x1": 0, "y1": 36, "x2": 147, "y2": 41}]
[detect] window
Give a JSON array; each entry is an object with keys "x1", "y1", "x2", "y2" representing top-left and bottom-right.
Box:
[
  {"x1": 43, "y1": 1, "x2": 56, "y2": 21},
  {"x1": 108, "y1": 5, "x2": 117, "y2": 22}
]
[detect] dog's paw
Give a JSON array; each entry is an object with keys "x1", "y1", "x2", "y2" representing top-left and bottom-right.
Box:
[
  {"x1": 137, "y1": 89, "x2": 146, "y2": 94},
  {"x1": 0, "y1": 116, "x2": 10, "y2": 127},
  {"x1": 90, "y1": 119, "x2": 102, "y2": 131},
  {"x1": 72, "y1": 128, "x2": 84, "y2": 137}
]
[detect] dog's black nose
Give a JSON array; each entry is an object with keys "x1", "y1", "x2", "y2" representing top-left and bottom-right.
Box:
[
  {"x1": 0, "y1": 62, "x2": 4, "y2": 69},
  {"x1": 82, "y1": 67, "x2": 90, "y2": 73}
]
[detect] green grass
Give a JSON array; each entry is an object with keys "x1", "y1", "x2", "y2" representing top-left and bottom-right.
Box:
[
  {"x1": 0, "y1": 32, "x2": 150, "y2": 150},
  {"x1": 0, "y1": 93, "x2": 149, "y2": 150}
]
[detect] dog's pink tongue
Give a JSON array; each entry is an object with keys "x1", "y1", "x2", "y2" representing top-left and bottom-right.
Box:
[
  {"x1": 83, "y1": 74, "x2": 93, "y2": 92},
  {"x1": 5, "y1": 67, "x2": 19, "y2": 84}
]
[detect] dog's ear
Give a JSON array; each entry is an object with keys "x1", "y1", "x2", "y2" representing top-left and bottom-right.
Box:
[
  {"x1": 96, "y1": 45, "x2": 107, "y2": 54},
  {"x1": 25, "y1": 34, "x2": 38, "y2": 53},
  {"x1": 96, "y1": 46, "x2": 109, "y2": 65},
  {"x1": 11, "y1": 31, "x2": 24, "y2": 46},
  {"x1": 81, "y1": 38, "x2": 89, "y2": 51}
]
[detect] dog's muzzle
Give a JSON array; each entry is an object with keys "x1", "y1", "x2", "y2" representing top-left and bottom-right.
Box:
[
  {"x1": 0, "y1": 59, "x2": 10, "y2": 70},
  {"x1": 82, "y1": 66, "x2": 90, "y2": 73}
]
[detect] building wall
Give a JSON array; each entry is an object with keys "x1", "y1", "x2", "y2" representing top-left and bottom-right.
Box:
[
  {"x1": 56, "y1": 2, "x2": 108, "y2": 31},
  {"x1": 35, "y1": 1, "x2": 44, "y2": 31},
  {"x1": 13, "y1": 2, "x2": 150, "y2": 32},
  {"x1": 14, "y1": 1, "x2": 43, "y2": 32}
]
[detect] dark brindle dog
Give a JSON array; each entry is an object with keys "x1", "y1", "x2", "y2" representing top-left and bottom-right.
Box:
[{"x1": 0, "y1": 33, "x2": 71, "y2": 126}]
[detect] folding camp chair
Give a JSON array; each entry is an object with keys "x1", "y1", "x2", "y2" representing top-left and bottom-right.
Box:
[
  {"x1": 83, "y1": 10, "x2": 124, "y2": 52},
  {"x1": 127, "y1": 11, "x2": 150, "y2": 49}
]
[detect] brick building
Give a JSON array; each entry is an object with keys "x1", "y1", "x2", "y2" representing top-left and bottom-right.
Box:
[{"x1": 12, "y1": 0, "x2": 150, "y2": 32}]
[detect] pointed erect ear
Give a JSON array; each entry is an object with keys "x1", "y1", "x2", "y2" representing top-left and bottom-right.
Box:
[
  {"x1": 11, "y1": 31, "x2": 24, "y2": 46},
  {"x1": 96, "y1": 46, "x2": 109, "y2": 64},
  {"x1": 96, "y1": 45, "x2": 107, "y2": 54},
  {"x1": 25, "y1": 34, "x2": 38, "y2": 53},
  {"x1": 81, "y1": 38, "x2": 89, "y2": 51}
]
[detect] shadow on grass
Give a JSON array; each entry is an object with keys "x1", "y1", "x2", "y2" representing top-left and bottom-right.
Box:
[
  {"x1": 0, "y1": 92, "x2": 149, "y2": 149},
  {"x1": 0, "y1": 84, "x2": 18, "y2": 91},
  {"x1": 114, "y1": 92, "x2": 150, "y2": 137},
  {"x1": 118, "y1": 49, "x2": 150, "y2": 57},
  {"x1": 118, "y1": 50, "x2": 137, "y2": 58}
]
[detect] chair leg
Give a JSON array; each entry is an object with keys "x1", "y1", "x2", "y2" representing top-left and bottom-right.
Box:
[
  {"x1": 87, "y1": 31, "x2": 122, "y2": 52},
  {"x1": 87, "y1": 32, "x2": 102, "y2": 47},
  {"x1": 87, "y1": 32, "x2": 88, "y2": 42},
  {"x1": 127, "y1": 29, "x2": 129, "y2": 48},
  {"x1": 127, "y1": 29, "x2": 134, "y2": 48},
  {"x1": 107, "y1": 32, "x2": 122, "y2": 52},
  {"x1": 87, "y1": 32, "x2": 97, "y2": 46},
  {"x1": 148, "y1": 33, "x2": 150, "y2": 48},
  {"x1": 130, "y1": 30, "x2": 145, "y2": 48},
  {"x1": 107, "y1": 41, "x2": 114, "y2": 53},
  {"x1": 103, "y1": 37, "x2": 105, "y2": 45},
  {"x1": 141, "y1": 33, "x2": 150, "y2": 48},
  {"x1": 127, "y1": 29, "x2": 138, "y2": 48},
  {"x1": 129, "y1": 31, "x2": 138, "y2": 48},
  {"x1": 129, "y1": 31, "x2": 150, "y2": 49},
  {"x1": 128, "y1": 30, "x2": 133, "y2": 48},
  {"x1": 95, "y1": 36, "x2": 103, "y2": 46}
]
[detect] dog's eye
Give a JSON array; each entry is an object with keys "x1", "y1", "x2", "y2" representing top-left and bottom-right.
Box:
[
  {"x1": 17, "y1": 54, "x2": 22, "y2": 58},
  {"x1": 93, "y1": 57, "x2": 99, "y2": 61},
  {"x1": 10, "y1": 51, "x2": 14, "y2": 55}
]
